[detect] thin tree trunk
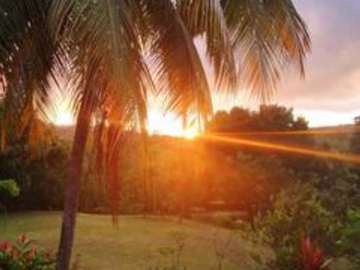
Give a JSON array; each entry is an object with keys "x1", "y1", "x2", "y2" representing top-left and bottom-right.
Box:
[
  {"x1": 56, "y1": 104, "x2": 91, "y2": 270},
  {"x1": 179, "y1": 112, "x2": 188, "y2": 223},
  {"x1": 141, "y1": 129, "x2": 149, "y2": 217}
]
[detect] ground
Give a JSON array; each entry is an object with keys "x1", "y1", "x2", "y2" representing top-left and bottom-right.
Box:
[{"x1": 0, "y1": 212, "x2": 268, "y2": 270}]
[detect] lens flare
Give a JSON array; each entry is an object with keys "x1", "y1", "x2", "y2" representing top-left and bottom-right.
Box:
[
  {"x1": 210, "y1": 126, "x2": 360, "y2": 137},
  {"x1": 53, "y1": 111, "x2": 74, "y2": 126},
  {"x1": 183, "y1": 128, "x2": 198, "y2": 140},
  {"x1": 201, "y1": 133, "x2": 360, "y2": 164}
]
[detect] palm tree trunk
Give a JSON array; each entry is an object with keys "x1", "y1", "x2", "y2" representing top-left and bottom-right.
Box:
[{"x1": 56, "y1": 104, "x2": 91, "y2": 270}]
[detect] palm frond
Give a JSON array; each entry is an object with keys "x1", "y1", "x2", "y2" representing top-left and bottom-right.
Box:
[
  {"x1": 176, "y1": 0, "x2": 238, "y2": 92},
  {"x1": 144, "y1": 0, "x2": 213, "y2": 125},
  {"x1": 50, "y1": 0, "x2": 156, "y2": 218},
  {"x1": 0, "y1": 0, "x2": 61, "y2": 153},
  {"x1": 222, "y1": 0, "x2": 310, "y2": 101},
  {"x1": 51, "y1": 0, "x2": 153, "y2": 128}
]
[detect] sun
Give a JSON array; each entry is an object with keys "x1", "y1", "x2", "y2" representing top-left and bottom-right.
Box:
[
  {"x1": 53, "y1": 111, "x2": 75, "y2": 126},
  {"x1": 147, "y1": 110, "x2": 200, "y2": 138},
  {"x1": 182, "y1": 128, "x2": 198, "y2": 140},
  {"x1": 51, "y1": 95, "x2": 75, "y2": 126}
]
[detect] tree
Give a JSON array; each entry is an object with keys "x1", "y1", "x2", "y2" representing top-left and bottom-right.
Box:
[
  {"x1": 0, "y1": 1, "x2": 310, "y2": 269},
  {"x1": 256, "y1": 105, "x2": 298, "y2": 131},
  {"x1": 207, "y1": 105, "x2": 311, "y2": 133}
]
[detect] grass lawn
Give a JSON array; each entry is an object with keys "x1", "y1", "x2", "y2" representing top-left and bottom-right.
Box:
[{"x1": 0, "y1": 212, "x2": 268, "y2": 270}]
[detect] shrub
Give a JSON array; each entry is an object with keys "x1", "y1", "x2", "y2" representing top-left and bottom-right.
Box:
[
  {"x1": 0, "y1": 234, "x2": 54, "y2": 270},
  {"x1": 337, "y1": 209, "x2": 360, "y2": 269},
  {"x1": 252, "y1": 182, "x2": 338, "y2": 270},
  {"x1": 0, "y1": 180, "x2": 20, "y2": 198},
  {"x1": 0, "y1": 179, "x2": 20, "y2": 212}
]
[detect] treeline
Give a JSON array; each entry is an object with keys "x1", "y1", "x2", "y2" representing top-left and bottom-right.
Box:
[
  {"x1": 207, "y1": 105, "x2": 308, "y2": 132},
  {"x1": 1, "y1": 104, "x2": 360, "y2": 217}
]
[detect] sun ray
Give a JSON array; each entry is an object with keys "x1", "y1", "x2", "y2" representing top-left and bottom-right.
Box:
[
  {"x1": 201, "y1": 134, "x2": 360, "y2": 164},
  {"x1": 209, "y1": 126, "x2": 360, "y2": 137}
]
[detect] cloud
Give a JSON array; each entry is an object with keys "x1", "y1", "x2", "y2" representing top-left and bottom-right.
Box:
[
  {"x1": 149, "y1": 0, "x2": 360, "y2": 129},
  {"x1": 294, "y1": 109, "x2": 360, "y2": 127},
  {"x1": 276, "y1": 0, "x2": 360, "y2": 113}
]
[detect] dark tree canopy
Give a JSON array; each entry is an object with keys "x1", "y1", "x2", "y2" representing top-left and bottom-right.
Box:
[{"x1": 206, "y1": 104, "x2": 309, "y2": 132}]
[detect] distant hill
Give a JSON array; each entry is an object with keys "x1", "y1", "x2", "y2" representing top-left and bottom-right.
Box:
[
  {"x1": 311, "y1": 124, "x2": 355, "y2": 152},
  {"x1": 53, "y1": 125, "x2": 75, "y2": 142},
  {"x1": 51, "y1": 124, "x2": 357, "y2": 153}
]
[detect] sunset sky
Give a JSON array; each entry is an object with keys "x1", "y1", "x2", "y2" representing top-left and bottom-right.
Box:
[
  {"x1": 270, "y1": 0, "x2": 360, "y2": 127},
  {"x1": 54, "y1": 0, "x2": 360, "y2": 134},
  {"x1": 150, "y1": 0, "x2": 360, "y2": 133}
]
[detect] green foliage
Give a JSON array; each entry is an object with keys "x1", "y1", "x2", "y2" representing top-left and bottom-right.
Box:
[
  {"x1": 206, "y1": 104, "x2": 317, "y2": 175},
  {"x1": 20, "y1": 143, "x2": 68, "y2": 210},
  {"x1": 318, "y1": 166, "x2": 360, "y2": 220},
  {"x1": 253, "y1": 182, "x2": 340, "y2": 270},
  {"x1": 0, "y1": 179, "x2": 20, "y2": 198},
  {"x1": 0, "y1": 104, "x2": 359, "y2": 269},
  {"x1": 0, "y1": 179, "x2": 20, "y2": 211},
  {"x1": 337, "y1": 209, "x2": 360, "y2": 268},
  {"x1": 207, "y1": 105, "x2": 310, "y2": 132},
  {"x1": 0, "y1": 234, "x2": 54, "y2": 270},
  {"x1": 0, "y1": 139, "x2": 69, "y2": 211}
]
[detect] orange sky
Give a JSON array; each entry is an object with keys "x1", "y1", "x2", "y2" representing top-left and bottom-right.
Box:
[
  {"x1": 193, "y1": 0, "x2": 360, "y2": 128},
  {"x1": 52, "y1": 0, "x2": 360, "y2": 132}
]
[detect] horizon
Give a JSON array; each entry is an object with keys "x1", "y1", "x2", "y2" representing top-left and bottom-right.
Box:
[{"x1": 52, "y1": 99, "x2": 359, "y2": 131}]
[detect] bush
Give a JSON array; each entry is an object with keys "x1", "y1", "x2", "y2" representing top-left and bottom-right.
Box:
[
  {"x1": 0, "y1": 179, "x2": 20, "y2": 212},
  {"x1": 252, "y1": 182, "x2": 339, "y2": 270},
  {"x1": 0, "y1": 234, "x2": 54, "y2": 270},
  {"x1": 0, "y1": 180, "x2": 20, "y2": 198},
  {"x1": 0, "y1": 142, "x2": 69, "y2": 211},
  {"x1": 337, "y1": 209, "x2": 360, "y2": 269}
]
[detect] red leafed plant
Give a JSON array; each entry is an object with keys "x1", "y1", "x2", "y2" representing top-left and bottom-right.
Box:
[
  {"x1": 0, "y1": 233, "x2": 54, "y2": 270},
  {"x1": 300, "y1": 236, "x2": 332, "y2": 270}
]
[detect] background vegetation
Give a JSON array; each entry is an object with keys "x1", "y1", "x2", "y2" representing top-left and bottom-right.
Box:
[{"x1": 1, "y1": 103, "x2": 360, "y2": 269}]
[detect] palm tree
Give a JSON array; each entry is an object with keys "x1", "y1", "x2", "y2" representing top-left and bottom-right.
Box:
[{"x1": 0, "y1": 0, "x2": 310, "y2": 269}]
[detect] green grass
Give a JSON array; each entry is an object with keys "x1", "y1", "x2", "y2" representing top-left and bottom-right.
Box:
[{"x1": 0, "y1": 212, "x2": 268, "y2": 270}]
